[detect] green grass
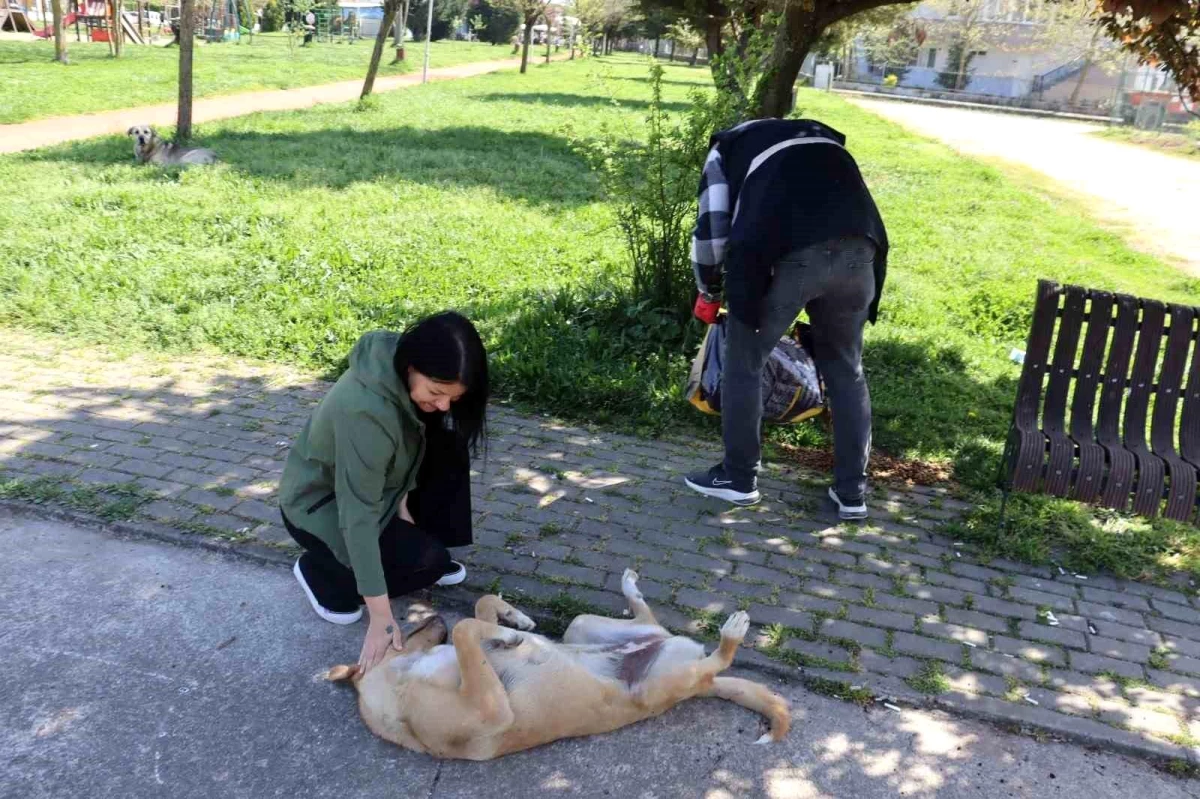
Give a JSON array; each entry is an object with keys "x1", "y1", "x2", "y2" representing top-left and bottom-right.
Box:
[
  {"x1": 944, "y1": 493, "x2": 1200, "y2": 583},
  {"x1": 905, "y1": 660, "x2": 951, "y2": 695},
  {"x1": 1093, "y1": 124, "x2": 1200, "y2": 162},
  {"x1": 0, "y1": 35, "x2": 520, "y2": 123}
]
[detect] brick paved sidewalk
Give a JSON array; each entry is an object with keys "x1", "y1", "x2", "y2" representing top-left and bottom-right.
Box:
[{"x1": 4, "y1": 329, "x2": 1200, "y2": 766}]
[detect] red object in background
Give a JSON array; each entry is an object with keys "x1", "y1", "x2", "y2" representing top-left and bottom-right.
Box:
[{"x1": 1126, "y1": 89, "x2": 1188, "y2": 115}]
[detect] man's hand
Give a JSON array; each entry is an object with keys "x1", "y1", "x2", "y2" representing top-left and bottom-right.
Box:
[{"x1": 693, "y1": 294, "x2": 722, "y2": 325}]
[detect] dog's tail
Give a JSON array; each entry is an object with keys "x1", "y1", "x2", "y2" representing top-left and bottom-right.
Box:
[{"x1": 702, "y1": 676, "x2": 791, "y2": 743}]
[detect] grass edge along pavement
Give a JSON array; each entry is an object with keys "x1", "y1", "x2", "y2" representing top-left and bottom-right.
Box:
[{"x1": 5, "y1": 331, "x2": 1200, "y2": 772}]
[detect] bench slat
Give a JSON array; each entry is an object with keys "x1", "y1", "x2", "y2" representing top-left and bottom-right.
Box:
[
  {"x1": 1010, "y1": 280, "x2": 1061, "y2": 492},
  {"x1": 1152, "y1": 305, "x2": 1197, "y2": 521},
  {"x1": 1043, "y1": 288, "x2": 1086, "y2": 497},
  {"x1": 1069, "y1": 291, "x2": 1114, "y2": 503},
  {"x1": 1097, "y1": 294, "x2": 1139, "y2": 510},
  {"x1": 1124, "y1": 301, "x2": 1167, "y2": 517}
]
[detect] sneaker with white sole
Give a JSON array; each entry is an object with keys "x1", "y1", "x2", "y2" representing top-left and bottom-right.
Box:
[
  {"x1": 684, "y1": 464, "x2": 761, "y2": 506},
  {"x1": 435, "y1": 560, "x2": 467, "y2": 587},
  {"x1": 293, "y1": 558, "x2": 363, "y2": 625},
  {"x1": 828, "y1": 487, "x2": 868, "y2": 521}
]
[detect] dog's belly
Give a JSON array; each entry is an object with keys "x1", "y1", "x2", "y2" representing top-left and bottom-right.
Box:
[{"x1": 393, "y1": 644, "x2": 460, "y2": 686}]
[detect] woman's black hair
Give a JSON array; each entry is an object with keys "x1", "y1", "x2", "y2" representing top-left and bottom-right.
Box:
[{"x1": 393, "y1": 311, "x2": 489, "y2": 456}]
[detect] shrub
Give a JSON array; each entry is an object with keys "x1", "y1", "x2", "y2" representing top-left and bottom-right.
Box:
[
  {"x1": 883, "y1": 74, "x2": 899, "y2": 88},
  {"x1": 260, "y1": 0, "x2": 283, "y2": 32}
]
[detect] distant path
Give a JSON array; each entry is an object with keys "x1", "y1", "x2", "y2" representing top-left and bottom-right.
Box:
[
  {"x1": 0, "y1": 56, "x2": 560, "y2": 154},
  {"x1": 850, "y1": 96, "x2": 1200, "y2": 276}
]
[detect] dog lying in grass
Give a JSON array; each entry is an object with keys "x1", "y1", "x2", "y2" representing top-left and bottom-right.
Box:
[
  {"x1": 127, "y1": 125, "x2": 217, "y2": 166},
  {"x1": 325, "y1": 568, "x2": 790, "y2": 760}
]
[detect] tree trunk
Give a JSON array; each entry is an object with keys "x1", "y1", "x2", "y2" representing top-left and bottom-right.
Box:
[
  {"x1": 545, "y1": 21, "x2": 550, "y2": 63},
  {"x1": 111, "y1": 0, "x2": 122, "y2": 56},
  {"x1": 362, "y1": 0, "x2": 399, "y2": 98},
  {"x1": 520, "y1": 19, "x2": 531, "y2": 73},
  {"x1": 176, "y1": 0, "x2": 194, "y2": 141},
  {"x1": 653, "y1": 37, "x2": 659, "y2": 58},
  {"x1": 1068, "y1": 58, "x2": 1093, "y2": 106},
  {"x1": 751, "y1": 3, "x2": 821, "y2": 119},
  {"x1": 689, "y1": 46, "x2": 697, "y2": 66},
  {"x1": 51, "y1": 0, "x2": 68, "y2": 62}
]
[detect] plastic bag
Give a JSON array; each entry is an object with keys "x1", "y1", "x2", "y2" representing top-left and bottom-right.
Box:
[{"x1": 685, "y1": 316, "x2": 824, "y2": 424}]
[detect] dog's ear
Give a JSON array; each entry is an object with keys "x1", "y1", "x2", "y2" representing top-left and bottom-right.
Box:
[
  {"x1": 325, "y1": 664, "x2": 361, "y2": 682},
  {"x1": 127, "y1": 126, "x2": 137, "y2": 136}
]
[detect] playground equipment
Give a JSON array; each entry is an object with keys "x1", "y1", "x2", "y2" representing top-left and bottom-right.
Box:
[
  {"x1": 0, "y1": 1, "x2": 36, "y2": 32},
  {"x1": 69, "y1": 0, "x2": 146, "y2": 44},
  {"x1": 204, "y1": 0, "x2": 243, "y2": 42}
]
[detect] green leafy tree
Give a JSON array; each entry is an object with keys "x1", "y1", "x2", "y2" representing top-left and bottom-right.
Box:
[{"x1": 261, "y1": 0, "x2": 283, "y2": 32}]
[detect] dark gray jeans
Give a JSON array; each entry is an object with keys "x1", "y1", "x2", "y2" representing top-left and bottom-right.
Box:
[{"x1": 722, "y1": 236, "x2": 876, "y2": 501}]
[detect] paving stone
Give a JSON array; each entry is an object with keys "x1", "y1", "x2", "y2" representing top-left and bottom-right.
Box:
[
  {"x1": 846, "y1": 605, "x2": 914, "y2": 632},
  {"x1": 777, "y1": 591, "x2": 843, "y2": 615},
  {"x1": 536, "y1": 560, "x2": 605, "y2": 588},
  {"x1": 819, "y1": 619, "x2": 888, "y2": 649},
  {"x1": 1147, "y1": 669, "x2": 1200, "y2": 697},
  {"x1": 733, "y1": 562, "x2": 803, "y2": 589},
  {"x1": 1080, "y1": 587, "x2": 1153, "y2": 612},
  {"x1": 993, "y1": 635, "x2": 1065, "y2": 666},
  {"x1": 858, "y1": 649, "x2": 921, "y2": 679},
  {"x1": 229, "y1": 499, "x2": 279, "y2": 525},
  {"x1": 1010, "y1": 575, "x2": 1079, "y2": 598},
  {"x1": 968, "y1": 649, "x2": 1045, "y2": 682},
  {"x1": 670, "y1": 551, "x2": 732, "y2": 576},
  {"x1": 750, "y1": 605, "x2": 814, "y2": 631},
  {"x1": 923, "y1": 570, "x2": 988, "y2": 595},
  {"x1": 1085, "y1": 619, "x2": 1163, "y2": 648},
  {"x1": 1145, "y1": 615, "x2": 1200, "y2": 642},
  {"x1": 468, "y1": 548, "x2": 539, "y2": 575},
  {"x1": 1153, "y1": 600, "x2": 1200, "y2": 625},
  {"x1": 705, "y1": 545, "x2": 770, "y2": 566},
  {"x1": 892, "y1": 631, "x2": 961, "y2": 663},
  {"x1": 944, "y1": 608, "x2": 1011, "y2": 634},
  {"x1": 1074, "y1": 601, "x2": 1146, "y2": 628},
  {"x1": 1098, "y1": 704, "x2": 1184, "y2": 739},
  {"x1": 1071, "y1": 652, "x2": 1147, "y2": 680},
  {"x1": 906, "y1": 583, "x2": 968, "y2": 607},
  {"x1": 111, "y1": 458, "x2": 176, "y2": 480},
  {"x1": 971, "y1": 595, "x2": 1039, "y2": 620},
  {"x1": 1017, "y1": 621, "x2": 1088, "y2": 650},
  {"x1": 797, "y1": 580, "x2": 864, "y2": 604},
  {"x1": 943, "y1": 670, "x2": 1010, "y2": 697},
  {"x1": 1163, "y1": 653, "x2": 1200, "y2": 677},
  {"x1": 871, "y1": 592, "x2": 939, "y2": 618},
  {"x1": 831, "y1": 570, "x2": 892, "y2": 591},
  {"x1": 713, "y1": 578, "x2": 775, "y2": 600},
  {"x1": 1045, "y1": 669, "x2": 1124, "y2": 699},
  {"x1": 1125, "y1": 685, "x2": 1199, "y2": 717},
  {"x1": 76, "y1": 467, "x2": 137, "y2": 486},
  {"x1": 1007, "y1": 586, "x2": 1076, "y2": 613},
  {"x1": 782, "y1": 638, "x2": 855, "y2": 666},
  {"x1": 1087, "y1": 635, "x2": 1152, "y2": 664},
  {"x1": 1163, "y1": 635, "x2": 1200, "y2": 659},
  {"x1": 920, "y1": 620, "x2": 989, "y2": 646},
  {"x1": 181, "y1": 488, "x2": 240, "y2": 512},
  {"x1": 949, "y1": 562, "x2": 1007, "y2": 583},
  {"x1": 140, "y1": 500, "x2": 196, "y2": 522}
]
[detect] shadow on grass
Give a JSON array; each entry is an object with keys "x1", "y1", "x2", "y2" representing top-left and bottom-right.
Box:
[
  {"x1": 474, "y1": 91, "x2": 693, "y2": 113},
  {"x1": 20, "y1": 125, "x2": 601, "y2": 205}
]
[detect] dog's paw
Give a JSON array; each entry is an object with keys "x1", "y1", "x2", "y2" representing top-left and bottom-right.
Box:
[
  {"x1": 720, "y1": 611, "x2": 750, "y2": 642},
  {"x1": 621, "y1": 568, "x2": 642, "y2": 599},
  {"x1": 501, "y1": 607, "x2": 536, "y2": 631}
]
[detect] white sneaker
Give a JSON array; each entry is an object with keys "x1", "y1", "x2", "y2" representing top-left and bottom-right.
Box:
[
  {"x1": 828, "y1": 487, "x2": 868, "y2": 521},
  {"x1": 435, "y1": 560, "x2": 467, "y2": 586},
  {"x1": 293, "y1": 558, "x2": 363, "y2": 625}
]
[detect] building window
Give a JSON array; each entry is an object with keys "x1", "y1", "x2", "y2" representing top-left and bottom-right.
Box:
[{"x1": 926, "y1": 48, "x2": 937, "y2": 68}]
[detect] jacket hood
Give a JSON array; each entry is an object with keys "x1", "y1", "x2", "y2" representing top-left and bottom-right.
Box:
[{"x1": 347, "y1": 331, "x2": 419, "y2": 421}]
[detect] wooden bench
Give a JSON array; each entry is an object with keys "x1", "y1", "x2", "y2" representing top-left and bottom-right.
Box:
[{"x1": 1001, "y1": 279, "x2": 1200, "y2": 522}]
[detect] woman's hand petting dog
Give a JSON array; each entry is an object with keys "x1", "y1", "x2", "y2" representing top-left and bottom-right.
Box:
[{"x1": 359, "y1": 600, "x2": 405, "y2": 672}]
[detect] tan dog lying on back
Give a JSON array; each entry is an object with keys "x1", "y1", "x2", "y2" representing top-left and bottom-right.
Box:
[
  {"x1": 127, "y1": 125, "x2": 217, "y2": 165},
  {"x1": 326, "y1": 568, "x2": 790, "y2": 760}
]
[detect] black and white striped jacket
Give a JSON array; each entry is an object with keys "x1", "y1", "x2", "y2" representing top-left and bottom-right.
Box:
[{"x1": 691, "y1": 118, "x2": 888, "y2": 328}]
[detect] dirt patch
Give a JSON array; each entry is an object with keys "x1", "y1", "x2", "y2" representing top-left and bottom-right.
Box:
[{"x1": 775, "y1": 443, "x2": 955, "y2": 488}]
